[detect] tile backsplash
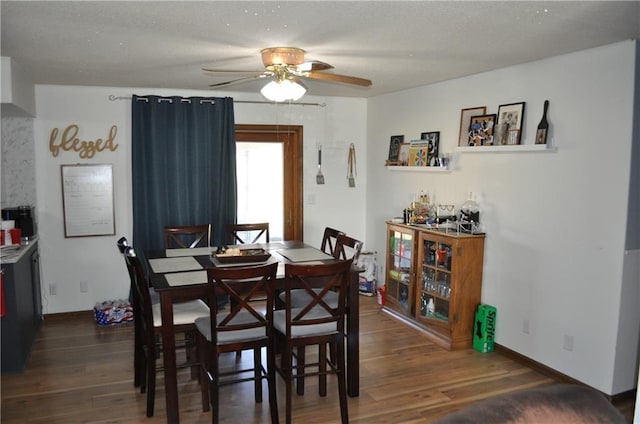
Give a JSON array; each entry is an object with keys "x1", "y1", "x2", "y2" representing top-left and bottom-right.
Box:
[{"x1": 1, "y1": 117, "x2": 36, "y2": 209}]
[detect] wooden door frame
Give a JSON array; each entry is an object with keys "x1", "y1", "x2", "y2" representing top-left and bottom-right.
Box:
[{"x1": 235, "y1": 124, "x2": 303, "y2": 241}]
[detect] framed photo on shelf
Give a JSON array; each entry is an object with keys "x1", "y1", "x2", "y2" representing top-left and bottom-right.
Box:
[
  {"x1": 468, "y1": 114, "x2": 496, "y2": 146},
  {"x1": 496, "y1": 102, "x2": 525, "y2": 145},
  {"x1": 420, "y1": 131, "x2": 440, "y2": 165},
  {"x1": 398, "y1": 143, "x2": 411, "y2": 166},
  {"x1": 408, "y1": 140, "x2": 429, "y2": 167},
  {"x1": 458, "y1": 106, "x2": 487, "y2": 146},
  {"x1": 508, "y1": 129, "x2": 521, "y2": 145},
  {"x1": 387, "y1": 134, "x2": 404, "y2": 164}
]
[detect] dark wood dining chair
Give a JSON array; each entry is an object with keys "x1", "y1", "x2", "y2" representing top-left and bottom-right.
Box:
[
  {"x1": 226, "y1": 222, "x2": 270, "y2": 245},
  {"x1": 281, "y1": 232, "x2": 363, "y2": 394},
  {"x1": 285, "y1": 233, "x2": 362, "y2": 310},
  {"x1": 124, "y1": 247, "x2": 210, "y2": 417},
  {"x1": 195, "y1": 262, "x2": 279, "y2": 424},
  {"x1": 164, "y1": 224, "x2": 211, "y2": 249},
  {"x1": 274, "y1": 259, "x2": 354, "y2": 424},
  {"x1": 116, "y1": 236, "x2": 145, "y2": 388},
  {"x1": 333, "y1": 233, "x2": 363, "y2": 262},
  {"x1": 320, "y1": 227, "x2": 345, "y2": 256}
]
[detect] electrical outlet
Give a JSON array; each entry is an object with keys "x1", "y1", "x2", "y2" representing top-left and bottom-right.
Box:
[
  {"x1": 80, "y1": 281, "x2": 89, "y2": 293},
  {"x1": 522, "y1": 319, "x2": 530, "y2": 334},
  {"x1": 563, "y1": 334, "x2": 574, "y2": 351},
  {"x1": 49, "y1": 284, "x2": 57, "y2": 296}
]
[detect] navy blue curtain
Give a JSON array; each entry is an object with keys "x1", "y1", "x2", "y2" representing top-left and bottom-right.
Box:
[{"x1": 131, "y1": 95, "x2": 236, "y2": 251}]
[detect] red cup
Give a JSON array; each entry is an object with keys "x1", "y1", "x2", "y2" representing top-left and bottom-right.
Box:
[{"x1": 9, "y1": 228, "x2": 21, "y2": 244}]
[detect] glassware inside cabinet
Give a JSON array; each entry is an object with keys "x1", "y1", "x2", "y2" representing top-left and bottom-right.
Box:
[
  {"x1": 424, "y1": 240, "x2": 437, "y2": 266},
  {"x1": 422, "y1": 266, "x2": 436, "y2": 292},
  {"x1": 437, "y1": 272, "x2": 451, "y2": 299},
  {"x1": 436, "y1": 243, "x2": 452, "y2": 271}
]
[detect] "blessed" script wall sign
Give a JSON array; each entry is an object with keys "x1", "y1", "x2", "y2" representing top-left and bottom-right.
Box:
[{"x1": 49, "y1": 124, "x2": 119, "y2": 159}]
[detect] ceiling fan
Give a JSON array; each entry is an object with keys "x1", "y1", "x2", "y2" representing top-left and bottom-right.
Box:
[{"x1": 202, "y1": 47, "x2": 372, "y2": 100}]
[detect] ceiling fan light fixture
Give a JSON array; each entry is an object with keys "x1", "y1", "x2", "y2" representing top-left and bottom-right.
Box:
[
  {"x1": 261, "y1": 79, "x2": 306, "y2": 102},
  {"x1": 261, "y1": 47, "x2": 305, "y2": 66}
]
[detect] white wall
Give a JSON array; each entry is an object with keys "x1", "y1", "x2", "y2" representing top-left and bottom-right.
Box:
[
  {"x1": 33, "y1": 86, "x2": 367, "y2": 315},
  {"x1": 365, "y1": 41, "x2": 638, "y2": 395},
  {"x1": 28, "y1": 40, "x2": 638, "y2": 397}
]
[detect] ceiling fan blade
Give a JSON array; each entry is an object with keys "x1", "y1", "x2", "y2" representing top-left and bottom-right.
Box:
[
  {"x1": 208, "y1": 74, "x2": 268, "y2": 88},
  {"x1": 304, "y1": 71, "x2": 372, "y2": 87},
  {"x1": 203, "y1": 68, "x2": 264, "y2": 74},
  {"x1": 297, "y1": 60, "x2": 334, "y2": 72}
]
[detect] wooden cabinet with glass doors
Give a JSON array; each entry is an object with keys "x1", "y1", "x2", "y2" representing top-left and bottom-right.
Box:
[
  {"x1": 385, "y1": 223, "x2": 416, "y2": 316},
  {"x1": 384, "y1": 222, "x2": 485, "y2": 350}
]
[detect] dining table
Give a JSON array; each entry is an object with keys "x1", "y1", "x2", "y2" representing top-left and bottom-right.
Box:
[{"x1": 144, "y1": 240, "x2": 361, "y2": 424}]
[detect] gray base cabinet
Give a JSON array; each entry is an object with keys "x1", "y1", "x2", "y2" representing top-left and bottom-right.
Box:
[{"x1": 1, "y1": 239, "x2": 42, "y2": 373}]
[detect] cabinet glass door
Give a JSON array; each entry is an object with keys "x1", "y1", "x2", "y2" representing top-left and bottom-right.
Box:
[
  {"x1": 387, "y1": 229, "x2": 413, "y2": 313},
  {"x1": 418, "y1": 238, "x2": 452, "y2": 323}
]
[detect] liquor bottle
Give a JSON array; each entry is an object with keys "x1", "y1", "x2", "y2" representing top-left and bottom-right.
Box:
[{"x1": 536, "y1": 100, "x2": 549, "y2": 144}]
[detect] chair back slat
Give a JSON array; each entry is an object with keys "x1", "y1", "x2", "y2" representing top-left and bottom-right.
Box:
[
  {"x1": 124, "y1": 247, "x2": 155, "y2": 340},
  {"x1": 206, "y1": 262, "x2": 278, "y2": 345},
  {"x1": 226, "y1": 222, "x2": 270, "y2": 245},
  {"x1": 164, "y1": 224, "x2": 211, "y2": 249},
  {"x1": 333, "y1": 233, "x2": 363, "y2": 261},
  {"x1": 282, "y1": 259, "x2": 353, "y2": 337},
  {"x1": 320, "y1": 227, "x2": 345, "y2": 258}
]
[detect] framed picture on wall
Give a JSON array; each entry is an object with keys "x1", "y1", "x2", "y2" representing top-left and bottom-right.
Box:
[
  {"x1": 468, "y1": 114, "x2": 496, "y2": 146},
  {"x1": 398, "y1": 143, "x2": 411, "y2": 166},
  {"x1": 496, "y1": 102, "x2": 525, "y2": 145},
  {"x1": 387, "y1": 134, "x2": 404, "y2": 164},
  {"x1": 458, "y1": 106, "x2": 487, "y2": 146},
  {"x1": 421, "y1": 131, "x2": 440, "y2": 165}
]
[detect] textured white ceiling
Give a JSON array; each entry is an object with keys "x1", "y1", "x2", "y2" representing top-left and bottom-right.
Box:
[{"x1": 1, "y1": 1, "x2": 639, "y2": 98}]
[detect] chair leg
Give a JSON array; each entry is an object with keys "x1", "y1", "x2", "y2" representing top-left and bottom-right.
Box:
[
  {"x1": 267, "y1": 341, "x2": 279, "y2": 424},
  {"x1": 254, "y1": 348, "x2": 263, "y2": 403},
  {"x1": 197, "y1": 334, "x2": 210, "y2": 412},
  {"x1": 336, "y1": 339, "x2": 349, "y2": 424},
  {"x1": 138, "y1": 346, "x2": 147, "y2": 394},
  {"x1": 186, "y1": 331, "x2": 199, "y2": 380},
  {"x1": 296, "y1": 346, "x2": 305, "y2": 395},
  {"x1": 133, "y1": 324, "x2": 143, "y2": 387},
  {"x1": 146, "y1": 349, "x2": 156, "y2": 417},
  {"x1": 283, "y1": 344, "x2": 294, "y2": 424},
  {"x1": 319, "y1": 343, "x2": 327, "y2": 397},
  {"x1": 211, "y1": 368, "x2": 220, "y2": 424}
]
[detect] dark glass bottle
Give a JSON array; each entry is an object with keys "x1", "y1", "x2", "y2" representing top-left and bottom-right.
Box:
[{"x1": 536, "y1": 100, "x2": 549, "y2": 144}]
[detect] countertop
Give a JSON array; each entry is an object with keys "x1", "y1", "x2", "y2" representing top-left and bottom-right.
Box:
[{"x1": 1, "y1": 236, "x2": 39, "y2": 265}]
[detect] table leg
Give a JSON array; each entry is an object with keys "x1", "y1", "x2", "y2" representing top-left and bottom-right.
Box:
[
  {"x1": 346, "y1": 271, "x2": 359, "y2": 397},
  {"x1": 160, "y1": 294, "x2": 180, "y2": 423}
]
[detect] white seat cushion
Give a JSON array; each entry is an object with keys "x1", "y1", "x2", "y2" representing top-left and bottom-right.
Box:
[
  {"x1": 195, "y1": 311, "x2": 267, "y2": 344},
  {"x1": 273, "y1": 307, "x2": 337, "y2": 338},
  {"x1": 279, "y1": 289, "x2": 339, "y2": 309},
  {"x1": 151, "y1": 299, "x2": 209, "y2": 328}
]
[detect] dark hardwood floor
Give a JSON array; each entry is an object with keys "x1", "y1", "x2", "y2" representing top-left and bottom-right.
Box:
[{"x1": 1, "y1": 296, "x2": 634, "y2": 423}]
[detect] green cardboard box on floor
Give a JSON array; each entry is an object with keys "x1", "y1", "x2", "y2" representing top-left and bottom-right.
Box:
[{"x1": 473, "y1": 304, "x2": 496, "y2": 353}]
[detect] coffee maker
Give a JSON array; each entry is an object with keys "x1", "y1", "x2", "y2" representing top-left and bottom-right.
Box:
[{"x1": 2, "y1": 206, "x2": 36, "y2": 239}]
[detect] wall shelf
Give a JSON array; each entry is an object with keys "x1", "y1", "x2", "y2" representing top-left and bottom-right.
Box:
[
  {"x1": 456, "y1": 144, "x2": 556, "y2": 153},
  {"x1": 386, "y1": 166, "x2": 451, "y2": 173}
]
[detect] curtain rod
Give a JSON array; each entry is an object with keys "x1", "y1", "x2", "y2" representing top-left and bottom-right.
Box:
[{"x1": 108, "y1": 95, "x2": 325, "y2": 107}]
